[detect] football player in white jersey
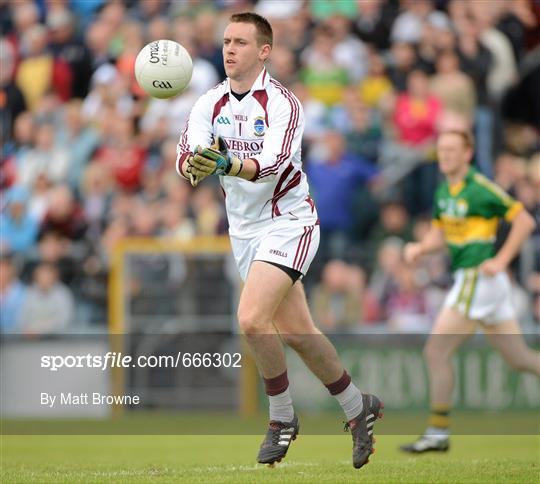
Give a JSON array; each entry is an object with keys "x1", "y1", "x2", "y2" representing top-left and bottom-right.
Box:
[{"x1": 176, "y1": 12, "x2": 382, "y2": 469}]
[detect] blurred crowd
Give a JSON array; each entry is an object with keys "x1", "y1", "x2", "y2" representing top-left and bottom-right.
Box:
[{"x1": 1, "y1": 0, "x2": 539, "y2": 334}]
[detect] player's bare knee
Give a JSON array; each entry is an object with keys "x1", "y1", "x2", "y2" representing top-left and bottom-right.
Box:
[
  {"x1": 280, "y1": 333, "x2": 307, "y2": 350},
  {"x1": 237, "y1": 308, "x2": 271, "y2": 335}
]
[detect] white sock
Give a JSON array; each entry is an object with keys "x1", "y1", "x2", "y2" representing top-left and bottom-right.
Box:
[
  {"x1": 425, "y1": 426, "x2": 449, "y2": 438},
  {"x1": 268, "y1": 387, "x2": 294, "y2": 422},
  {"x1": 334, "y1": 382, "x2": 364, "y2": 421}
]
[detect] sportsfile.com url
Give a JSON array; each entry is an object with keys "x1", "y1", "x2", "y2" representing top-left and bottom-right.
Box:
[{"x1": 40, "y1": 352, "x2": 242, "y2": 372}]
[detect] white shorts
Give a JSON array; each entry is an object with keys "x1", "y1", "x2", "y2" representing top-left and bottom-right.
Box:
[
  {"x1": 444, "y1": 268, "x2": 515, "y2": 324},
  {"x1": 230, "y1": 221, "x2": 320, "y2": 282}
]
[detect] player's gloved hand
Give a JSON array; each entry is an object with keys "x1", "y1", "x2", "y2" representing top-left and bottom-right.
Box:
[
  {"x1": 192, "y1": 136, "x2": 243, "y2": 177},
  {"x1": 185, "y1": 154, "x2": 206, "y2": 187},
  {"x1": 185, "y1": 137, "x2": 223, "y2": 187}
]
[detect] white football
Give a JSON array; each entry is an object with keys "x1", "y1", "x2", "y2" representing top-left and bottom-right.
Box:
[{"x1": 134, "y1": 39, "x2": 193, "y2": 99}]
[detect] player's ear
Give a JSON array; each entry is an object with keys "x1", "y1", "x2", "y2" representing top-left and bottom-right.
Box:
[{"x1": 259, "y1": 44, "x2": 271, "y2": 62}]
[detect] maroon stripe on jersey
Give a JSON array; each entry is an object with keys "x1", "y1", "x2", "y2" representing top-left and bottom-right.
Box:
[
  {"x1": 257, "y1": 81, "x2": 299, "y2": 179},
  {"x1": 293, "y1": 227, "x2": 308, "y2": 270},
  {"x1": 270, "y1": 163, "x2": 294, "y2": 216},
  {"x1": 176, "y1": 152, "x2": 190, "y2": 177},
  {"x1": 274, "y1": 163, "x2": 294, "y2": 196},
  {"x1": 211, "y1": 92, "x2": 230, "y2": 125},
  {"x1": 252, "y1": 90, "x2": 269, "y2": 126},
  {"x1": 178, "y1": 116, "x2": 189, "y2": 153},
  {"x1": 272, "y1": 171, "x2": 302, "y2": 217},
  {"x1": 297, "y1": 225, "x2": 314, "y2": 272},
  {"x1": 258, "y1": 81, "x2": 299, "y2": 178},
  {"x1": 305, "y1": 195, "x2": 315, "y2": 213}
]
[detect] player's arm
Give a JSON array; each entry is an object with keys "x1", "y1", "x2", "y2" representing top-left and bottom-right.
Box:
[
  {"x1": 480, "y1": 207, "x2": 536, "y2": 276},
  {"x1": 176, "y1": 95, "x2": 213, "y2": 186},
  {"x1": 249, "y1": 92, "x2": 304, "y2": 183},
  {"x1": 474, "y1": 175, "x2": 536, "y2": 275},
  {"x1": 403, "y1": 222, "x2": 446, "y2": 265},
  {"x1": 190, "y1": 91, "x2": 303, "y2": 183}
]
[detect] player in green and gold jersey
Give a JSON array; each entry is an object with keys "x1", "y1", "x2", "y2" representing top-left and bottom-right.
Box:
[{"x1": 400, "y1": 130, "x2": 539, "y2": 453}]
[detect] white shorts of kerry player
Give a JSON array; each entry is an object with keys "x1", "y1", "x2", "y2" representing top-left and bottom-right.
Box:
[
  {"x1": 230, "y1": 221, "x2": 320, "y2": 282},
  {"x1": 444, "y1": 268, "x2": 515, "y2": 324}
]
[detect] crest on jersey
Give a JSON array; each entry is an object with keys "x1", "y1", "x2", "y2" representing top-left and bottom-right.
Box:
[
  {"x1": 456, "y1": 199, "x2": 468, "y2": 217},
  {"x1": 253, "y1": 117, "x2": 265, "y2": 136}
]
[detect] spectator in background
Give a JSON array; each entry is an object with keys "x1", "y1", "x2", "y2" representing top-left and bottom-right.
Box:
[
  {"x1": 40, "y1": 185, "x2": 87, "y2": 242},
  {"x1": 312, "y1": 260, "x2": 381, "y2": 329},
  {"x1": 82, "y1": 64, "x2": 134, "y2": 122},
  {"x1": 0, "y1": 254, "x2": 27, "y2": 332},
  {"x1": 0, "y1": 38, "x2": 26, "y2": 144},
  {"x1": 430, "y1": 50, "x2": 476, "y2": 122},
  {"x1": 21, "y1": 230, "x2": 78, "y2": 287},
  {"x1": 454, "y1": 18, "x2": 494, "y2": 176},
  {"x1": 390, "y1": 0, "x2": 450, "y2": 45},
  {"x1": 325, "y1": 14, "x2": 369, "y2": 83},
  {"x1": 306, "y1": 130, "x2": 378, "y2": 260},
  {"x1": 80, "y1": 163, "x2": 114, "y2": 242},
  {"x1": 392, "y1": 69, "x2": 441, "y2": 148},
  {"x1": 193, "y1": 9, "x2": 226, "y2": 80},
  {"x1": 368, "y1": 201, "x2": 413, "y2": 255},
  {"x1": 267, "y1": 46, "x2": 298, "y2": 88},
  {"x1": 47, "y1": 8, "x2": 93, "y2": 99},
  {"x1": 130, "y1": 201, "x2": 160, "y2": 237},
  {"x1": 0, "y1": 185, "x2": 39, "y2": 254},
  {"x1": 300, "y1": 23, "x2": 349, "y2": 106},
  {"x1": 160, "y1": 202, "x2": 196, "y2": 241},
  {"x1": 128, "y1": 0, "x2": 169, "y2": 24},
  {"x1": 4, "y1": 1, "x2": 40, "y2": 63},
  {"x1": 353, "y1": 0, "x2": 397, "y2": 51},
  {"x1": 84, "y1": 18, "x2": 114, "y2": 71},
  {"x1": 289, "y1": 82, "x2": 327, "y2": 142},
  {"x1": 19, "y1": 262, "x2": 75, "y2": 334},
  {"x1": 379, "y1": 69, "x2": 441, "y2": 212},
  {"x1": 386, "y1": 41, "x2": 417, "y2": 92},
  {"x1": 191, "y1": 185, "x2": 226, "y2": 236},
  {"x1": 358, "y1": 50, "x2": 393, "y2": 109},
  {"x1": 10, "y1": 112, "x2": 34, "y2": 161},
  {"x1": 386, "y1": 262, "x2": 430, "y2": 332},
  {"x1": 115, "y1": 20, "x2": 145, "y2": 97},
  {"x1": 331, "y1": 88, "x2": 383, "y2": 163},
  {"x1": 15, "y1": 24, "x2": 72, "y2": 110},
  {"x1": 468, "y1": 2, "x2": 517, "y2": 102},
  {"x1": 369, "y1": 237, "x2": 404, "y2": 319},
  {"x1": 57, "y1": 99, "x2": 100, "y2": 190},
  {"x1": 94, "y1": 114, "x2": 146, "y2": 191},
  {"x1": 17, "y1": 121, "x2": 70, "y2": 188}
]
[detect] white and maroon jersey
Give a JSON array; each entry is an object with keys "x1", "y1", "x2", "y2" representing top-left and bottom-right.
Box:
[{"x1": 176, "y1": 68, "x2": 318, "y2": 238}]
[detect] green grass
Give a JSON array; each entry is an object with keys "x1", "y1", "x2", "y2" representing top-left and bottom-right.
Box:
[{"x1": 2, "y1": 433, "x2": 539, "y2": 483}]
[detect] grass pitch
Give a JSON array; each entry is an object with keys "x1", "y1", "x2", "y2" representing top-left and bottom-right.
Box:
[{"x1": 2, "y1": 432, "x2": 539, "y2": 483}]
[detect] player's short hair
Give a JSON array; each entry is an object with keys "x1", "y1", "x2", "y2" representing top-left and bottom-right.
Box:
[
  {"x1": 439, "y1": 129, "x2": 475, "y2": 150},
  {"x1": 229, "y1": 12, "x2": 273, "y2": 47}
]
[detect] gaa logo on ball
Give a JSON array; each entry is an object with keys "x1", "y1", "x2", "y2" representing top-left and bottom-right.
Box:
[{"x1": 135, "y1": 40, "x2": 193, "y2": 99}]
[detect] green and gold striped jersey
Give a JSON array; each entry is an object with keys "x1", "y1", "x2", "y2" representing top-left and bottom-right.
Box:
[{"x1": 432, "y1": 167, "x2": 523, "y2": 271}]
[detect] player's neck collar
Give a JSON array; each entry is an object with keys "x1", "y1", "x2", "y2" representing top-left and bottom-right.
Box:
[{"x1": 228, "y1": 67, "x2": 269, "y2": 95}]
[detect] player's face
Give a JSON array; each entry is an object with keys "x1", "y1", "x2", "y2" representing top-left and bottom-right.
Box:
[
  {"x1": 223, "y1": 22, "x2": 266, "y2": 80},
  {"x1": 436, "y1": 133, "x2": 472, "y2": 176}
]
